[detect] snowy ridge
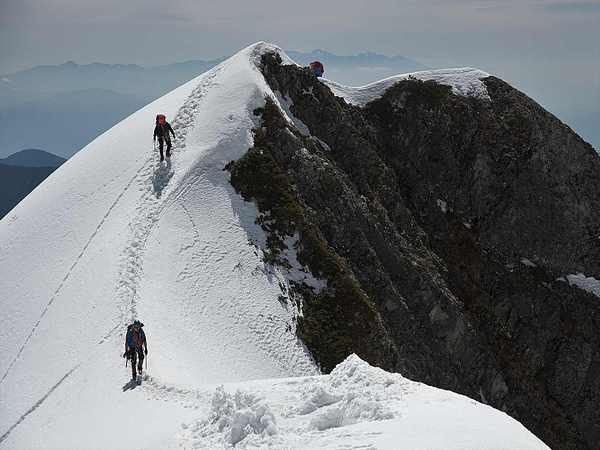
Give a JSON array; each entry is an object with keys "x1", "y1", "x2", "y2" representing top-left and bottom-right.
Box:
[
  {"x1": 1, "y1": 43, "x2": 546, "y2": 449},
  {"x1": 177, "y1": 355, "x2": 548, "y2": 449},
  {"x1": 0, "y1": 42, "x2": 316, "y2": 448},
  {"x1": 321, "y1": 67, "x2": 491, "y2": 106}
]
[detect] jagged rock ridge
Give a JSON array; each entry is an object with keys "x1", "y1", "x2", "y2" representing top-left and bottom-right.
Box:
[{"x1": 226, "y1": 52, "x2": 600, "y2": 450}]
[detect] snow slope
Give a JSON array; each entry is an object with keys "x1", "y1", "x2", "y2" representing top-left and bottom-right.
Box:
[
  {"x1": 1, "y1": 42, "x2": 547, "y2": 449},
  {"x1": 0, "y1": 42, "x2": 317, "y2": 446}
]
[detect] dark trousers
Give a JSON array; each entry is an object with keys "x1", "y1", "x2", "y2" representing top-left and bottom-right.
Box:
[
  {"x1": 158, "y1": 135, "x2": 172, "y2": 160},
  {"x1": 128, "y1": 347, "x2": 144, "y2": 378}
]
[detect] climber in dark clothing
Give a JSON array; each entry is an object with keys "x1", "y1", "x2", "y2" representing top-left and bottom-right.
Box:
[
  {"x1": 123, "y1": 320, "x2": 148, "y2": 380},
  {"x1": 309, "y1": 61, "x2": 324, "y2": 77},
  {"x1": 153, "y1": 114, "x2": 176, "y2": 161}
]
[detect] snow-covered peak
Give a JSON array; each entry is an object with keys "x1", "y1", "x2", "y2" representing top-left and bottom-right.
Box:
[
  {"x1": 244, "y1": 41, "x2": 299, "y2": 67},
  {"x1": 1, "y1": 43, "x2": 541, "y2": 450},
  {"x1": 321, "y1": 67, "x2": 491, "y2": 106},
  {"x1": 0, "y1": 41, "x2": 318, "y2": 448}
]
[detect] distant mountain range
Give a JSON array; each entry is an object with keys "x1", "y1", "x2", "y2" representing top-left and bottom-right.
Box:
[
  {"x1": 0, "y1": 59, "x2": 226, "y2": 101},
  {"x1": 287, "y1": 49, "x2": 426, "y2": 69},
  {"x1": 0, "y1": 50, "x2": 597, "y2": 158},
  {"x1": 0, "y1": 149, "x2": 65, "y2": 218},
  {"x1": 1, "y1": 148, "x2": 66, "y2": 167},
  {"x1": 0, "y1": 87, "x2": 146, "y2": 159},
  {"x1": 0, "y1": 50, "x2": 427, "y2": 159},
  {"x1": 0, "y1": 51, "x2": 423, "y2": 99}
]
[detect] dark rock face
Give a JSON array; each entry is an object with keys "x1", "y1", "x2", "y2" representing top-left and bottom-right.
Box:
[{"x1": 227, "y1": 53, "x2": 600, "y2": 449}]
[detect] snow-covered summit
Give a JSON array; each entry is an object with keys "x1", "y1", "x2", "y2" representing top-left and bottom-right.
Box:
[{"x1": 0, "y1": 42, "x2": 543, "y2": 449}]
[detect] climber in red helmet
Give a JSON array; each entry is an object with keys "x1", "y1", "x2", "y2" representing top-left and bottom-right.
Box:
[{"x1": 153, "y1": 114, "x2": 176, "y2": 162}]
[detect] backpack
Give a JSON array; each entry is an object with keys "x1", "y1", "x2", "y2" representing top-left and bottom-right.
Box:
[
  {"x1": 127, "y1": 321, "x2": 144, "y2": 333},
  {"x1": 126, "y1": 322, "x2": 145, "y2": 348}
]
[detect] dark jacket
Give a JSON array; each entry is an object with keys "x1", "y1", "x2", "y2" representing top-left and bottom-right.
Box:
[
  {"x1": 154, "y1": 122, "x2": 175, "y2": 139},
  {"x1": 125, "y1": 327, "x2": 147, "y2": 351}
]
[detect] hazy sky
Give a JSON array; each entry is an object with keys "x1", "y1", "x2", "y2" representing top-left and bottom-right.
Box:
[{"x1": 1, "y1": 0, "x2": 599, "y2": 112}]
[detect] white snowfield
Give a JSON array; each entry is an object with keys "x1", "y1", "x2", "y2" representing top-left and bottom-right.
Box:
[{"x1": 0, "y1": 42, "x2": 547, "y2": 449}]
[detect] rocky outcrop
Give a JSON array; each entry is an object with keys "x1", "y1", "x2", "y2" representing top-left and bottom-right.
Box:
[{"x1": 226, "y1": 52, "x2": 600, "y2": 450}]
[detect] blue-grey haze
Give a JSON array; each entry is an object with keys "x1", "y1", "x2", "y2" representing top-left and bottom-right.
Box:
[
  {"x1": 0, "y1": 51, "x2": 427, "y2": 158},
  {"x1": 0, "y1": 0, "x2": 598, "y2": 154}
]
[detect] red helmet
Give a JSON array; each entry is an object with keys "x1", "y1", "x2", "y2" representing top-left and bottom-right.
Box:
[{"x1": 156, "y1": 114, "x2": 166, "y2": 124}]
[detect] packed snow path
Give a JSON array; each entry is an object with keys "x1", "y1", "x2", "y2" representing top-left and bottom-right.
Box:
[{"x1": 1, "y1": 43, "x2": 548, "y2": 449}]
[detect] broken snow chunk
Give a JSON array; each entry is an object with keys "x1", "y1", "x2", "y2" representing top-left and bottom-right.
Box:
[
  {"x1": 297, "y1": 385, "x2": 342, "y2": 415},
  {"x1": 193, "y1": 386, "x2": 278, "y2": 446},
  {"x1": 309, "y1": 396, "x2": 393, "y2": 431}
]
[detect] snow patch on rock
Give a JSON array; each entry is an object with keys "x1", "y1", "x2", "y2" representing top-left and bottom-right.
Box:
[
  {"x1": 322, "y1": 67, "x2": 491, "y2": 106},
  {"x1": 280, "y1": 234, "x2": 327, "y2": 294},
  {"x1": 437, "y1": 198, "x2": 448, "y2": 213},
  {"x1": 520, "y1": 258, "x2": 537, "y2": 268},
  {"x1": 274, "y1": 91, "x2": 311, "y2": 136},
  {"x1": 566, "y1": 273, "x2": 600, "y2": 298}
]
